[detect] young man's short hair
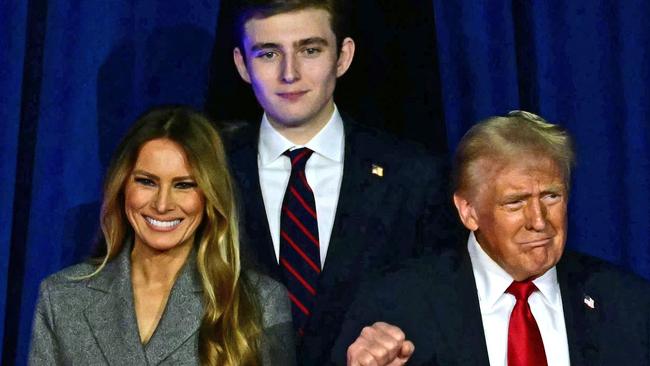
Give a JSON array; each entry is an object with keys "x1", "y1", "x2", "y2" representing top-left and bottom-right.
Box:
[{"x1": 234, "y1": 0, "x2": 347, "y2": 57}]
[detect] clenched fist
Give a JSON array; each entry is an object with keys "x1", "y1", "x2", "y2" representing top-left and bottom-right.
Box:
[{"x1": 347, "y1": 322, "x2": 414, "y2": 366}]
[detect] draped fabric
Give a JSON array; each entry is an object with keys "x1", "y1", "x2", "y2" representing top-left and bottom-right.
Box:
[
  {"x1": 0, "y1": 1, "x2": 29, "y2": 360},
  {"x1": 2, "y1": 1, "x2": 649, "y2": 365}
]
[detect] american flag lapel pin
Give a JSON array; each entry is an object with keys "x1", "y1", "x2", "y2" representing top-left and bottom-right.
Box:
[
  {"x1": 583, "y1": 295, "x2": 595, "y2": 309},
  {"x1": 371, "y1": 164, "x2": 384, "y2": 177}
]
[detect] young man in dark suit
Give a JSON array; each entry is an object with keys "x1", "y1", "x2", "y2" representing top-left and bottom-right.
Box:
[
  {"x1": 338, "y1": 111, "x2": 650, "y2": 365},
  {"x1": 228, "y1": 1, "x2": 457, "y2": 364}
]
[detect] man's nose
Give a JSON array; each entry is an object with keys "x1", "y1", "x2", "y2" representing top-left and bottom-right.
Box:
[
  {"x1": 281, "y1": 54, "x2": 300, "y2": 83},
  {"x1": 525, "y1": 199, "x2": 547, "y2": 231}
]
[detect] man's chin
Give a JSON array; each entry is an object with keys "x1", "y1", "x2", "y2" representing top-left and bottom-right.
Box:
[
  {"x1": 268, "y1": 113, "x2": 312, "y2": 129},
  {"x1": 524, "y1": 257, "x2": 559, "y2": 279}
]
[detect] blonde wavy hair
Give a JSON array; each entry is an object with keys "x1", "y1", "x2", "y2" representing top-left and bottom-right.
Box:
[{"x1": 97, "y1": 106, "x2": 261, "y2": 365}]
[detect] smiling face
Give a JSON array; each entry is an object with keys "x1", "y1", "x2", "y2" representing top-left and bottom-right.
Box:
[
  {"x1": 124, "y1": 138, "x2": 205, "y2": 253},
  {"x1": 233, "y1": 8, "x2": 354, "y2": 141},
  {"x1": 454, "y1": 157, "x2": 568, "y2": 281}
]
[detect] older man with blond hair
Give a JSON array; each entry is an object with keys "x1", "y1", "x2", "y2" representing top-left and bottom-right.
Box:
[{"x1": 334, "y1": 111, "x2": 650, "y2": 366}]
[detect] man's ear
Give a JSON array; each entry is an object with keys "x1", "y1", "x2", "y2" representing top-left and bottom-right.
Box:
[
  {"x1": 335, "y1": 37, "x2": 355, "y2": 77},
  {"x1": 233, "y1": 47, "x2": 251, "y2": 84},
  {"x1": 453, "y1": 193, "x2": 479, "y2": 231}
]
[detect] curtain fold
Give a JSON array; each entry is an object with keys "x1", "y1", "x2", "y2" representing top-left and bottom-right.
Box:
[
  {"x1": 0, "y1": 1, "x2": 29, "y2": 359},
  {"x1": 433, "y1": 1, "x2": 521, "y2": 147}
]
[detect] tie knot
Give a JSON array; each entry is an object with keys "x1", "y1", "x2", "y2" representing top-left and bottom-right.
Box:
[
  {"x1": 506, "y1": 280, "x2": 538, "y2": 301},
  {"x1": 284, "y1": 148, "x2": 313, "y2": 171}
]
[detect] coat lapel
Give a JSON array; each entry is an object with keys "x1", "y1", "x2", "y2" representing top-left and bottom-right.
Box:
[
  {"x1": 301, "y1": 121, "x2": 396, "y2": 350},
  {"x1": 84, "y1": 247, "x2": 148, "y2": 365},
  {"x1": 427, "y1": 249, "x2": 490, "y2": 365},
  {"x1": 230, "y1": 135, "x2": 281, "y2": 279},
  {"x1": 318, "y1": 121, "x2": 390, "y2": 287},
  {"x1": 144, "y1": 254, "x2": 203, "y2": 365},
  {"x1": 557, "y1": 251, "x2": 600, "y2": 366}
]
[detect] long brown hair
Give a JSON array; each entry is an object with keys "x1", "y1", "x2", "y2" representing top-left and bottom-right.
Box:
[{"x1": 98, "y1": 106, "x2": 261, "y2": 365}]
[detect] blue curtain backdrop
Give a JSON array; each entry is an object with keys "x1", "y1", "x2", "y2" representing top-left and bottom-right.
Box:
[
  {"x1": 0, "y1": 1, "x2": 28, "y2": 361},
  {"x1": 2, "y1": 1, "x2": 649, "y2": 365}
]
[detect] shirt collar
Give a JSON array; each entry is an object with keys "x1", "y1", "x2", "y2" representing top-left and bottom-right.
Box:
[
  {"x1": 468, "y1": 232, "x2": 562, "y2": 311},
  {"x1": 258, "y1": 105, "x2": 344, "y2": 166},
  {"x1": 532, "y1": 261, "x2": 562, "y2": 312}
]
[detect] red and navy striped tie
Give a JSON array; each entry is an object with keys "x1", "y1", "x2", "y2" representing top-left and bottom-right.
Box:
[{"x1": 280, "y1": 148, "x2": 321, "y2": 336}]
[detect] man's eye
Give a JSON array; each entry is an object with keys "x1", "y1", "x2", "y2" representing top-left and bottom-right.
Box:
[
  {"x1": 504, "y1": 200, "x2": 524, "y2": 210},
  {"x1": 134, "y1": 177, "x2": 155, "y2": 186},
  {"x1": 543, "y1": 193, "x2": 562, "y2": 203},
  {"x1": 303, "y1": 48, "x2": 321, "y2": 56},
  {"x1": 256, "y1": 51, "x2": 277, "y2": 60},
  {"x1": 175, "y1": 181, "x2": 197, "y2": 189}
]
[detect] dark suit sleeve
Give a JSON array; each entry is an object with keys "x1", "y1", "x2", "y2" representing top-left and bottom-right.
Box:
[
  {"x1": 329, "y1": 274, "x2": 391, "y2": 365},
  {"x1": 330, "y1": 259, "x2": 443, "y2": 366},
  {"x1": 29, "y1": 280, "x2": 63, "y2": 365}
]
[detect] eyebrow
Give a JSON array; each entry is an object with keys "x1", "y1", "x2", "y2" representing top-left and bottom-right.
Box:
[
  {"x1": 296, "y1": 37, "x2": 329, "y2": 47},
  {"x1": 250, "y1": 42, "x2": 281, "y2": 52},
  {"x1": 132, "y1": 170, "x2": 194, "y2": 181},
  {"x1": 501, "y1": 185, "x2": 565, "y2": 201},
  {"x1": 501, "y1": 193, "x2": 530, "y2": 202},
  {"x1": 541, "y1": 185, "x2": 565, "y2": 195},
  {"x1": 250, "y1": 37, "x2": 330, "y2": 52}
]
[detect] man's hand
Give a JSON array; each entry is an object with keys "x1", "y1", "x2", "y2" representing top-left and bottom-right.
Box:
[{"x1": 346, "y1": 322, "x2": 415, "y2": 366}]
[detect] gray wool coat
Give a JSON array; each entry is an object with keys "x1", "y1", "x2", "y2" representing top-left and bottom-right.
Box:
[{"x1": 28, "y1": 245, "x2": 296, "y2": 365}]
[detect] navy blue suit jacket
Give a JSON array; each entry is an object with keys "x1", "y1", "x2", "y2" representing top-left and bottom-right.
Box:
[
  {"x1": 226, "y1": 118, "x2": 460, "y2": 365},
  {"x1": 332, "y1": 245, "x2": 650, "y2": 365}
]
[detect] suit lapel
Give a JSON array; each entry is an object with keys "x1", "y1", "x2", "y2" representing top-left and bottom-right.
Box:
[
  {"x1": 427, "y1": 249, "x2": 490, "y2": 365},
  {"x1": 557, "y1": 251, "x2": 600, "y2": 366},
  {"x1": 144, "y1": 254, "x2": 203, "y2": 365},
  {"x1": 230, "y1": 133, "x2": 281, "y2": 279},
  {"x1": 318, "y1": 121, "x2": 388, "y2": 287},
  {"x1": 84, "y1": 248, "x2": 148, "y2": 365},
  {"x1": 302, "y1": 120, "x2": 396, "y2": 349}
]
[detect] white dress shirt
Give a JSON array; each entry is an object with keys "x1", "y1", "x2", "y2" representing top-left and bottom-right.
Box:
[
  {"x1": 467, "y1": 232, "x2": 571, "y2": 366},
  {"x1": 257, "y1": 106, "x2": 345, "y2": 267}
]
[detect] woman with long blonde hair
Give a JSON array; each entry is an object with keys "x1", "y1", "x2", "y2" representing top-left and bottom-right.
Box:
[{"x1": 29, "y1": 106, "x2": 295, "y2": 365}]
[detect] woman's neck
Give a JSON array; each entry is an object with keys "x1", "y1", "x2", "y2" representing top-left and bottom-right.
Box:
[{"x1": 130, "y1": 240, "x2": 193, "y2": 287}]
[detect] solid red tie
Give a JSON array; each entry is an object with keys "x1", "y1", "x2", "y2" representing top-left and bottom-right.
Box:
[
  {"x1": 506, "y1": 280, "x2": 548, "y2": 366},
  {"x1": 279, "y1": 148, "x2": 321, "y2": 336}
]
